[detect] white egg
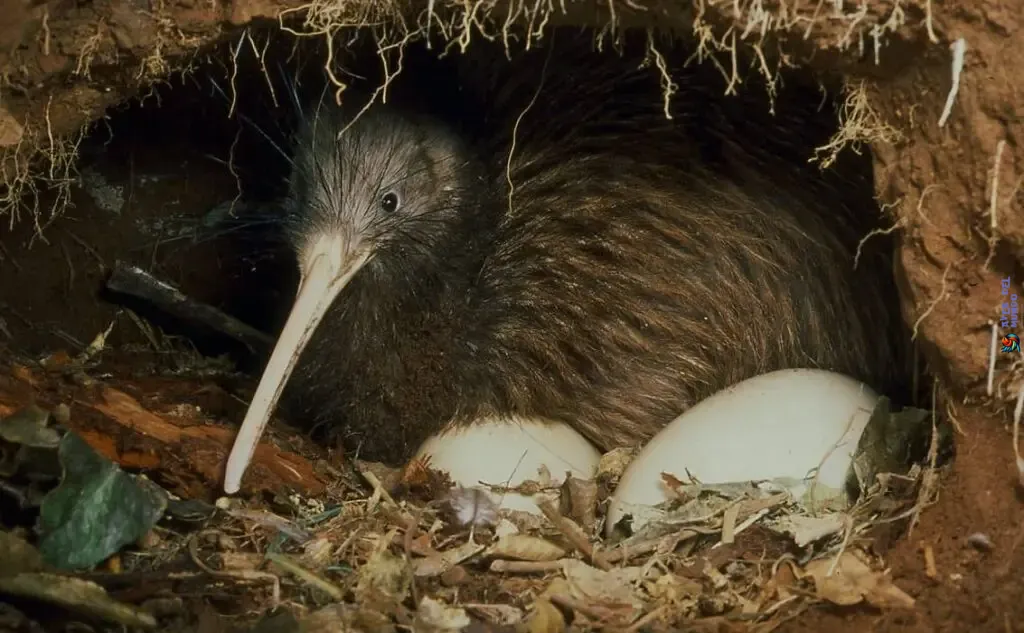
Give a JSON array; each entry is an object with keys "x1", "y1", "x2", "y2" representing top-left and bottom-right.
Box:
[
  {"x1": 606, "y1": 369, "x2": 880, "y2": 536},
  {"x1": 413, "y1": 415, "x2": 601, "y2": 516}
]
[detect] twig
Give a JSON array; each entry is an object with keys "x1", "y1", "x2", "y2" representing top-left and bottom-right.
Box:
[
  {"x1": 825, "y1": 514, "x2": 855, "y2": 576},
  {"x1": 625, "y1": 605, "x2": 668, "y2": 632},
  {"x1": 984, "y1": 140, "x2": 1008, "y2": 270},
  {"x1": 987, "y1": 322, "x2": 999, "y2": 396},
  {"x1": 187, "y1": 532, "x2": 281, "y2": 605},
  {"x1": 489, "y1": 559, "x2": 564, "y2": 573},
  {"x1": 361, "y1": 468, "x2": 400, "y2": 509},
  {"x1": 535, "y1": 496, "x2": 610, "y2": 570},
  {"x1": 65, "y1": 230, "x2": 106, "y2": 271},
  {"x1": 548, "y1": 593, "x2": 616, "y2": 623},
  {"x1": 990, "y1": 140, "x2": 1007, "y2": 231},
  {"x1": 922, "y1": 542, "x2": 938, "y2": 579},
  {"x1": 104, "y1": 261, "x2": 274, "y2": 353},
  {"x1": 1013, "y1": 382, "x2": 1024, "y2": 488},
  {"x1": 265, "y1": 551, "x2": 343, "y2": 600},
  {"x1": 720, "y1": 504, "x2": 740, "y2": 544}
]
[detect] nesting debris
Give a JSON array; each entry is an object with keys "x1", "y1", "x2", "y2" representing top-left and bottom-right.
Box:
[
  {"x1": 0, "y1": 353, "x2": 935, "y2": 631},
  {"x1": 1, "y1": 403, "x2": 167, "y2": 569},
  {"x1": 0, "y1": 532, "x2": 156, "y2": 629},
  {"x1": 803, "y1": 551, "x2": 915, "y2": 609}
]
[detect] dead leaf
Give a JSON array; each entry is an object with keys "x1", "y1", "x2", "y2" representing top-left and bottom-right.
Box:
[
  {"x1": 485, "y1": 534, "x2": 565, "y2": 562},
  {"x1": 804, "y1": 551, "x2": 914, "y2": 609},
  {"x1": 297, "y1": 603, "x2": 395, "y2": 633},
  {"x1": 561, "y1": 559, "x2": 646, "y2": 612},
  {"x1": 414, "y1": 541, "x2": 485, "y2": 577},
  {"x1": 524, "y1": 598, "x2": 565, "y2": 633},
  {"x1": 464, "y1": 603, "x2": 524, "y2": 626},
  {"x1": 301, "y1": 537, "x2": 335, "y2": 568},
  {"x1": 10, "y1": 365, "x2": 38, "y2": 387},
  {"x1": 560, "y1": 477, "x2": 598, "y2": 534},
  {"x1": 494, "y1": 519, "x2": 519, "y2": 538},
  {"x1": 354, "y1": 530, "x2": 408, "y2": 600},
  {"x1": 414, "y1": 596, "x2": 471, "y2": 632},
  {"x1": 644, "y1": 572, "x2": 701, "y2": 606},
  {"x1": 767, "y1": 514, "x2": 845, "y2": 548}
]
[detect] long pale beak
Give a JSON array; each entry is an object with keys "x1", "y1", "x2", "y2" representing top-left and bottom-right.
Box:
[{"x1": 223, "y1": 234, "x2": 370, "y2": 494}]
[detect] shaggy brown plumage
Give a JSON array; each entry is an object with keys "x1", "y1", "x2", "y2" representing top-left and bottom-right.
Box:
[{"x1": 276, "y1": 30, "x2": 909, "y2": 463}]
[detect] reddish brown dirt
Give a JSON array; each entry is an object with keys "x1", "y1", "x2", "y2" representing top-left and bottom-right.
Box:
[
  {"x1": 780, "y1": 400, "x2": 1024, "y2": 633},
  {"x1": 0, "y1": 361, "x2": 331, "y2": 500},
  {"x1": 1, "y1": 1, "x2": 1022, "y2": 632}
]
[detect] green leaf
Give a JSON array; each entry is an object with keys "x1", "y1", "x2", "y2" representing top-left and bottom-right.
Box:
[{"x1": 36, "y1": 432, "x2": 168, "y2": 570}]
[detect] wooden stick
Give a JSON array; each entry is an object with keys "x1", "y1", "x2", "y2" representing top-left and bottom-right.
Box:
[{"x1": 105, "y1": 261, "x2": 273, "y2": 353}]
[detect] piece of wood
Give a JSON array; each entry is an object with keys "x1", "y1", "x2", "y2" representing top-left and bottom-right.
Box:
[
  {"x1": 105, "y1": 262, "x2": 274, "y2": 353},
  {"x1": 79, "y1": 386, "x2": 327, "y2": 496}
]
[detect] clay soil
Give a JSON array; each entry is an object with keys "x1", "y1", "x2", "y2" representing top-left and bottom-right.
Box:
[{"x1": 0, "y1": 1, "x2": 1022, "y2": 632}]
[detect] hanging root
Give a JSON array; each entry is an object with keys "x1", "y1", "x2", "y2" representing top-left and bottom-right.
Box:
[
  {"x1": 983, "y1": 139, "x2": 1008, "y2": 270},
  {"x1": 937, "y1": 38, "x2": 967, "y2": 128},
  {"x1": 812, "y1": 80, "x2": 902, "y2": 170},
  {"x1": 0, "y1": 101, "x2": 86, "y2": 236},
  {"x1": 1013, "y1": 383, "x2": 1024, "y2": 488}
]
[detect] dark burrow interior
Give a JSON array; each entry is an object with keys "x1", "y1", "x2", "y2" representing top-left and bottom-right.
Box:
[{"x1": 0, "y1": 26, "x2": 941, "y2": 486}]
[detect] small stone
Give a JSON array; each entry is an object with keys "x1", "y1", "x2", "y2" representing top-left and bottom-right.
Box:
[
  {"x1": 52, "y1": 403, "x2": 71, "y2": 426},
  {"x1": 141, "y1": 597, "x2": 185, "y2": 617},
  {"x1": 440, "y1": 565, "x2": 469, "y2": 586},
  {"x1": 966, "y1": 532, "x2": 993, "y2": 552},
  {"x1": 0, "y1": 107, "x2": 24, "y2": 147},
  {"x1": 135, "y1": 529, "x2": 161, "y2": 550}
]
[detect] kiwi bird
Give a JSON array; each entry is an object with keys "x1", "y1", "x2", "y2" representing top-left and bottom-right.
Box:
[{"x1": 222, "y1": 35, "x2": 907, "y2": 493}]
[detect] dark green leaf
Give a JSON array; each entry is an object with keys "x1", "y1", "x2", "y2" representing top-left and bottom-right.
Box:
[{"x1": 36, "y1": 433, "x2": 167, "y2": 570}]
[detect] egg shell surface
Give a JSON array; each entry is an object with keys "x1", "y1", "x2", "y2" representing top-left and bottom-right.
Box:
[
  {"x1": 606, "y1": 368, "x2": 880, "y2": 535},
  {"x1": 413, "y1": 416, "x2": 601, "y2": 515}
]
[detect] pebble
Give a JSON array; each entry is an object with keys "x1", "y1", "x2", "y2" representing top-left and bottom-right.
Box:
[
  {"x1": 440, "y1": 565, "x2": 469, "y2": 586},
  {"x1": 52, "y1": 403, "x2": 71, "y2": 426},
  {"x1": 135, "y1": 529, "x2": 162, "y2": 550}
]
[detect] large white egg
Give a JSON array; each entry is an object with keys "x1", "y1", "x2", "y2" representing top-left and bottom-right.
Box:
[
  {"x1": 606, "y1": 369, "x2": 880, "y2": 536},
  {"x1": 413, "y1": 415, "x2": 601, "y2": 515}
]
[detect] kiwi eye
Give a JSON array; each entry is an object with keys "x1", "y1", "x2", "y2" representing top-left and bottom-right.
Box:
[{"x1": 380, "y1": 191, "x2": 400, "y2": 213}]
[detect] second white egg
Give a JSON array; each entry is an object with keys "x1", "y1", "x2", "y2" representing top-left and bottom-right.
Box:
[{"x1": 606, "y1": 368, "x2": 881, "y2": 536}]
